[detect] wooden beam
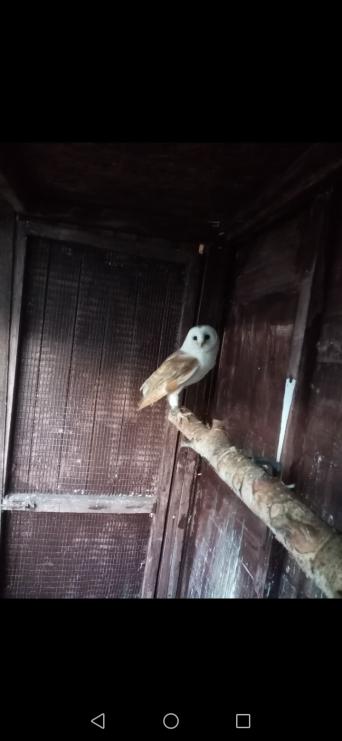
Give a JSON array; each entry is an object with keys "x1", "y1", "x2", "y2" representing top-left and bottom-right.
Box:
[
  {"x1": 26, "y1": 202, "x2": 214, "y2": 244},
  {"x1": 168, "y1": 409, "x2": 342, "y2": 599},
  {"x1": 20, "y1": 215, "x2": 193, "y2": 264},
  {"x1": 4, "y1": 221, "x2": 27, "y2": 487},
  {"x1": 225, "y1": 144, "x2": 342, "y2": 244},
  {"x1": 2, "y1": 492, "x2": 156, "y2": 514},
  {"x1": 0, "y1": 218, "x2": 14, "y2": 498}
]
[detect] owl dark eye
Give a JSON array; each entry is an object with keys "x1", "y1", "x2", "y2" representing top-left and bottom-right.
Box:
[
  {"x1": 204, "y1": 334, "x2": 210, "y2": 341},
  {"x1": 193, "y1": 335, "x2": 197, "y2": 341}
]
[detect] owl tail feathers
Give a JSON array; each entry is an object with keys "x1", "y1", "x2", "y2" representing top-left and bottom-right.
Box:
[
  {"x1": 137, "y1": 396, "x2": 151, "y2": 411},
  {"x1": 137, "y1": 388, "x2": 168, "y2": 410}
]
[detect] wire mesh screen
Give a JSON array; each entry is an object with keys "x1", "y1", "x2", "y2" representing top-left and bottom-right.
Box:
[
  {"x1": 1, "y1": 511, "x2": 151, "y2": 598},
  {"x1": 9, "y1": 237, "x2": 186, "y2": 496}
]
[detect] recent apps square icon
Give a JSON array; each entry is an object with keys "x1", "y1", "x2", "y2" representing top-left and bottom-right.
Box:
[{"x1": 236, "y1": 713, "x2": 251, "y2": 729}]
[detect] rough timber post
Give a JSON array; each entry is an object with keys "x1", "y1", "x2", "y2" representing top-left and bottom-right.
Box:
[{"x1": 168, "y1": 409, "x2": 342, "y2": 599}]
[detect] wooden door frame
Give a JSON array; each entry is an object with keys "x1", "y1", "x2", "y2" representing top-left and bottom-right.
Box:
[
  {"x1": 0, "y1": 216, "x2": 15, "y2": 528},
  {"x1": 154, "y1": 234, "x2": 234, "y2": 598},
  {"x1": 141, "y1": 244, "x2": 204, "y2": 597}
]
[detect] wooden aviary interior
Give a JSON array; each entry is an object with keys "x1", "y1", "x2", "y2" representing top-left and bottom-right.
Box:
[{"x1": 1, "y1": 142, "x2": 342, "y2": 598}]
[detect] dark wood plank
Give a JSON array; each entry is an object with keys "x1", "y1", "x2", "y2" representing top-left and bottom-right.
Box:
[
  {"x1": 214, "y1": 295, "x2": 299, "y2": 458},
  {"x1": 178, "y1": 463, "x2": 253, "y2": 598},
  {"x1": 156, "y1": 446, "x2": 200, "y2": 598}
]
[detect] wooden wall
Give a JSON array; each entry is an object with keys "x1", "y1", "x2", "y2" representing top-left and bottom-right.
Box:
[{"x1": 178, "y1": 186, "x2": 342, "y2": 599}]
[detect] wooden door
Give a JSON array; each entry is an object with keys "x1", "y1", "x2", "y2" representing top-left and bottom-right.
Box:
[{"x1": 0, "y1": 217, "x2": 200, "y2": 598}]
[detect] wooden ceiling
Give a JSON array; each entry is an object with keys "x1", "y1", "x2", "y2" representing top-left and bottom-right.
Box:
[{"x1": 0, "y1": 142, "x2": 335, "y2": 240}]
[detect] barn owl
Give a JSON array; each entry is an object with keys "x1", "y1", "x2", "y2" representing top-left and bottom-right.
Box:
[{"x1": 138, "y1": 325, "x2": 219, "y2": 412}]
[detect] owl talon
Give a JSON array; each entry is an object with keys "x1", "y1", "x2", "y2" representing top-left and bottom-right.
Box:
[{"x1": 177, "y1": 408, "x2": 192, "y2": 420}]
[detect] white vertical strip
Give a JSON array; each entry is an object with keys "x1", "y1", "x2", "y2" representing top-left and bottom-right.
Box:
[{"x1": 276, "y1": 377, "x2": 296, "y2": 463}]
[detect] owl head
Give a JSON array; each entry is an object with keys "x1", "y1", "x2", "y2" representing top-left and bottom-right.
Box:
[{"x1": 182, "y1": 325, "x2": 219, "y2": 354}]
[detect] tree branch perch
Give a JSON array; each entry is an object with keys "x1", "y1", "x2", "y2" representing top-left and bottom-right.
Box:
[{"x1": 168, "y1": 408, "x2": 342, "y2": 599}]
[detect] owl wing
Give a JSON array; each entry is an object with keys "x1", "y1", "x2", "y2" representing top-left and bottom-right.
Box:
[{"x1": 138, "y1": 351, "x2": 199, "y2": 410}]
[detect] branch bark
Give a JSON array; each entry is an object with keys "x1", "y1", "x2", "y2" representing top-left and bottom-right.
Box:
[{"x1": 168, "y1": 408, "x2": 342, "y2": 599}]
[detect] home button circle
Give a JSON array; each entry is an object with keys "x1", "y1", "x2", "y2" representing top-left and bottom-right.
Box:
[{"x1": 162, "y1": 713, "x2": 180, "y2": 729}]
